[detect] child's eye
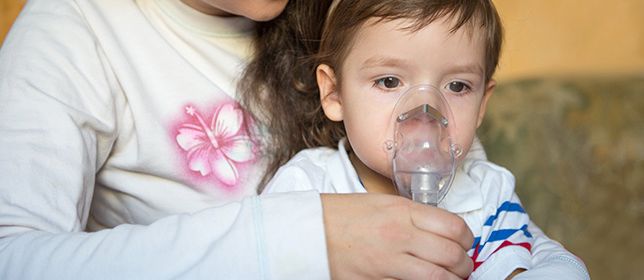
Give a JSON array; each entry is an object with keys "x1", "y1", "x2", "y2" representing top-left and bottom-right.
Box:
[
  {"x1": 445, "y1": 81, "x2": 471, "y2": 95},
  {"x1": 375, "y1": 77, "x2": 401, "y2": 89}
]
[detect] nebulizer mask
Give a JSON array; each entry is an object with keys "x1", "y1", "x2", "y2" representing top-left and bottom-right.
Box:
[{"x1": 385, "y1": 85, "x2": 462, "y2": 206}]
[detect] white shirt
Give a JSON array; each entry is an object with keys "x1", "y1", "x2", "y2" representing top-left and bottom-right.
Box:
[
  {"x1": 0, "y1": 0, "x2": 329, "y2": 278},
  {"x1": 264, "y1": 139, "x2": 590, "y2": 280}
]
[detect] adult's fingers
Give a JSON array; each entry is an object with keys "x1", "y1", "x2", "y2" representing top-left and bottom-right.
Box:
[
  {"x1": 321, "y1": 193, "x2": 474, "y2": 279},
  {"x1": 409, "y1": 202, "x2": 474, "y2": 250},
  {"x1": 406, "y1": 230, "x2": 474, "y2": 278}
]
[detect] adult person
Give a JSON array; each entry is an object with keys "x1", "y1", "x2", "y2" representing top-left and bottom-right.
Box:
[{"x1": 0, "y1": 0, "x2": 472, "y2": 279}]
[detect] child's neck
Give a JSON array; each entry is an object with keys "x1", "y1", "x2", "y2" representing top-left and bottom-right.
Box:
[{"x1": 348, "y1": 152, "x2": 398, "y2": 195}]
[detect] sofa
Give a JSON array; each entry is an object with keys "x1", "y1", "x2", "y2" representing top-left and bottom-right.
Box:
[{"x1": 479, "y1": 75, "x2": 644, "y2": 279}]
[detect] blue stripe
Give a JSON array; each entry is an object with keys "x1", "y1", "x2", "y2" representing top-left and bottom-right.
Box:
[
  {"x1": 471, "y1": 237, "x2": 482, "y2": 250},
  {"x1": 520, "y1": 224, "x2": 532, "y2": 238},
  {"x1": 484, "y1": 201, "x2": 526, "y2": 226},
  {"x1": 487, "y1": 224, "x2": 532, "y2": 242},
  {"x1": 472, "y1": 224, "x2": 533, "y2": 253}
]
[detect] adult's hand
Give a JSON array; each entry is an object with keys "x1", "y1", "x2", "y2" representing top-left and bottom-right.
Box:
[{"x1": 321, "y1": 193, "x2": 473, "y2": 280}]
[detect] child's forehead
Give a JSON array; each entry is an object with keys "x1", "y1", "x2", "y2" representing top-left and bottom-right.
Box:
[
  {"x1": 343, "y1": 16, "x2": 487, "y2": 74},
  {"x1": 360, "y1": 15, "x2": 483, "y2": 37},
  {"x1": 352, "y1": 16, "x2": 486, "y2": 49}
]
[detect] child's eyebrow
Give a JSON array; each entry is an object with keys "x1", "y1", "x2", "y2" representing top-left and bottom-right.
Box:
[
  {"x1": 359, "y1": 56, "x2": 410, "y2": 70},
  {"x1": 444, "y1": 63, "x2": 485, "y2": 76},
  {"x1": 360, "y1": 56, "x2": 484, "y2": 77}
]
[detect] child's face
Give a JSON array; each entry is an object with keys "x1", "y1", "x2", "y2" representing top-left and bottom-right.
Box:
[{"x1": 318, "y1": 16, "x2": 495, "y2": 178}]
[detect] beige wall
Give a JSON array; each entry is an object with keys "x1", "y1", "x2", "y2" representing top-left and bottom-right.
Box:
[
  {"x1": 494, "y1": 0, "x2": 644, "y2": 81},
  {"x1": 2, "y1": 0, "x2": 644, "y2": 79}
]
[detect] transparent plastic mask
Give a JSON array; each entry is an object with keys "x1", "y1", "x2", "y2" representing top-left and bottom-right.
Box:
[{"x1": 385, "y1": 85, "x2": 462, "y2": 206}]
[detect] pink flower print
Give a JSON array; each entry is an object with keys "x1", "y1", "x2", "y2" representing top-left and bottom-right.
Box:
[{"x1": 176, "y1": 103, "x2": 255, "y2": 186}]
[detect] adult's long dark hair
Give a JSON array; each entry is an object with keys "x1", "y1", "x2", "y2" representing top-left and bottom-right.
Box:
[{"x1": 238, "y1": 0, "x2": 343, "y2": 192}]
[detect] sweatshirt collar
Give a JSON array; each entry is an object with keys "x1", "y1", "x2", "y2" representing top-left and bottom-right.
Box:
[{"x1": 152, "y1": 0, "x2": 255, "y2": 37}]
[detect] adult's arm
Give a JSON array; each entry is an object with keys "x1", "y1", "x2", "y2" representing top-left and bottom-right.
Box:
[{"x1": 0, "y1": 2, "x2": 328, "y2": 279}]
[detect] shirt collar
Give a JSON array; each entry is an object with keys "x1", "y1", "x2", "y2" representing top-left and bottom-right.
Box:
[
  {"x1": 332, "y1": 138, "x2": 484, "y2": 213},
  {"x1": 329, "y1": 138, "x2": 367, "y2": 193},
  {"x1": 438, "y1": 164, "x2": 484, "y2": 213},
  {"x1": 438, "y1": 137, "x2": 486, "y2": 213}
]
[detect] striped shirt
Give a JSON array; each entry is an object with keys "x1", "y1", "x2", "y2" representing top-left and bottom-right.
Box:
[{"x1": 264, "y1": 138, "x2": 589, "y2": 279}]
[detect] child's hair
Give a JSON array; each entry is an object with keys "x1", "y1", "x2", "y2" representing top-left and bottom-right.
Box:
[
  {"x1": 319, "y1": 0, "x2": 503, "y2": 83},
  {"x1": 240, "y1": 0, "x2": 503, "y2": 191},
  {"x1": 239, "y1": 0, "x2": 338, "y2": 190}
]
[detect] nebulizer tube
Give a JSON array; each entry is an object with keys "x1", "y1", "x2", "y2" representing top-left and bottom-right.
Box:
[{"x1": 387, "y1": 85, "x2": 461, "y2": 206}]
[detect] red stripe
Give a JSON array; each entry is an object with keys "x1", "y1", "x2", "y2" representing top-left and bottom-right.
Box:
[{"x1": 471, "y1": 241, "x2": 532, "y2": 271}]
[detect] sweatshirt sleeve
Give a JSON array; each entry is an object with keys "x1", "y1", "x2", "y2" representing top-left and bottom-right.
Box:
[
  {"x1": 0, "y1": 191, "x2": 328, "y2": 279},
  {"x1": 0, "y1": 1, "x2": 329, "y2": 279}
]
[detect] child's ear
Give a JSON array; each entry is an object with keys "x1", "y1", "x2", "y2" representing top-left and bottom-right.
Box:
[
  {"x1": 476, "y1": 79, "x2": 496, "y2": 128},
  {"x1": 317, "y1": 64, "x2": 343, "y2": 121}
]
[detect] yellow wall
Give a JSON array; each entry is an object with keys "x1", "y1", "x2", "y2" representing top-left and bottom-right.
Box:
[
  {"x1": 494, "y1": 0, "x2": 644, "y2": 81},
  {"x1": 1, "y1": 0, "x2": 24, "y2": 44},
  {"x1": 2, "y1": 0, "x2": 644, "y2": 80}
]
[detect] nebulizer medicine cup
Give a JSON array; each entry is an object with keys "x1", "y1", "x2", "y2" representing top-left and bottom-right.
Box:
[{"x1": 386, "y1": 85, "x2": 461, "y2": 206}]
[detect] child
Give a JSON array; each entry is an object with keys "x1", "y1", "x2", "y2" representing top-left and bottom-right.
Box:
[
  {"x1": 0, "y1": 0, "x2": 476, "y2": 279},
  {"x1": 262, "y1": 0, "x2": 590, "y2": 279}
]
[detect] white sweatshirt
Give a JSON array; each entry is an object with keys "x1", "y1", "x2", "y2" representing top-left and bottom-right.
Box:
[
  {"x1": 264, "y1": 139, "x2": 590, "y2": 280},
  {"x1": 0, "y1": 0, "x2": 329, "y2": 278}
]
